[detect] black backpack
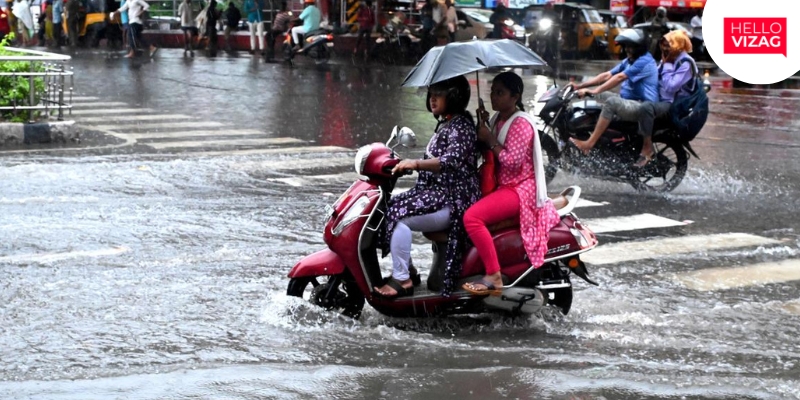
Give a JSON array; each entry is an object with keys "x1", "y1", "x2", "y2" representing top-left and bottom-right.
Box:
[{"x1": 668, "y1": 57, "x2": 709, "y2": 141}]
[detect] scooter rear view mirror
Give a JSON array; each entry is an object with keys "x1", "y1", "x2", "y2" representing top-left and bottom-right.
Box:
[
  {"x1": 397, "y1": 127, "x2": 417, "y2": 148},
  {"x1": 386, "y1": 125, "x2": 399, "y2": 147}
]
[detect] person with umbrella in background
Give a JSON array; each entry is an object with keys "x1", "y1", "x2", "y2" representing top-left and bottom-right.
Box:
[
  {"x1": 461, "y1": 71, "x2": 561, "y2": 296},
  {"x1": 374, "y1": 75, "x2": 481, "y2": 298}
]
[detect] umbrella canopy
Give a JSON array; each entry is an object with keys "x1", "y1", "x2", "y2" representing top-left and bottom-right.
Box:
[{"x1": 401, "y1": 39, "x2": 548, "y2": 88}]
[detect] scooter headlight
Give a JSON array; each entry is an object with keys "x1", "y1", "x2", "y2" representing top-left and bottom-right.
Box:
[
  {"x1": 504, "y1": 18, "x2": 514, "y2": 27},
  {"x1": 354, "y1": 145, "x2": 371, "y2": 176},
  {"x1": 539, "y1": 18, "x2": 552, "y2": 30},
  {"x1": 332, "y1": 195, "x2": 371, "y2": 235}
]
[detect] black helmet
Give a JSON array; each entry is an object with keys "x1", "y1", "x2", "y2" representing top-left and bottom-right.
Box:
[
  {"x1": 426, "y1": 76, "x2": 471, "y2": 116},
  {"x1": 615, "y1": 28, "x2": 645, "y2": 46}
]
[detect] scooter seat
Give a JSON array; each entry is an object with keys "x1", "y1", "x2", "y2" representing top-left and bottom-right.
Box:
[{"x1": 421, "y1": 194, "x2": 569, "y2": 243}]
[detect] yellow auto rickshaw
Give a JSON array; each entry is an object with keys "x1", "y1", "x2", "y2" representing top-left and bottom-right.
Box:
[
  {"x1": 524, "y1": 2, "x2": 608, "y2": 59},
  {"x1": 598, "y1": 9, "x2": 628, "y2": 59},
  {"x1": 62, "y1": 0, "x2": 122, "y2": 47}
]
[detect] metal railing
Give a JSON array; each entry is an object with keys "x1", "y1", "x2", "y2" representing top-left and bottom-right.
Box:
[{"x1": 0, "y1": 47, "x2": 73, "y2": 123}]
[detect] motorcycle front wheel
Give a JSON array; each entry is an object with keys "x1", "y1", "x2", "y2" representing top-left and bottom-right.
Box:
[
  {"x1": 629, "y1": 137, "x2": 688, "y2": 192},
  {"x1": 287, "y1": 274, "x2": 364, "y2": 319},
  {"x1": 540, "y1": 133, "x2": 560, "y2": 184}
]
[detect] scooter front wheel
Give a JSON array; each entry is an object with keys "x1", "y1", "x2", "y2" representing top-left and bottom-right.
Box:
[{"x1": 287, "y1": 275, "x2": 365, "y2": 319}]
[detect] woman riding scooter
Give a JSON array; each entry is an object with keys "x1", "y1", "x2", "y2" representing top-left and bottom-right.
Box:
[{"x1": 373, "y1": 76, "x2": 481, "y2": 298}]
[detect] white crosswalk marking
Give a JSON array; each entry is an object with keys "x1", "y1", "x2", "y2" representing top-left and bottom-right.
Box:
[
  {"x1": 71, "y1": 108, "x2": 156, "y2": 115},
  {"x1": 125, "y1": 129, "x2": 266, "y2": 139},
  {"x1": 70, "y1": 96, "x2": 100, "y2": 101},
  {"x1": 77, "y1": 114, "x2": 193, "y2": 123},
  {"x1": 580, "y1": 233, "x2": 780, "y2": 265},
  {"x1": 674, "y1": 259, "x2": 800, "y2": 291},
  {"x1": 86, "y1": 121, "x2": 227, "y2": 131},
  {"x1": 72, "y1": 102, "x2": 131, "y2": 108},
  {"x1": 145, "y1": 138, "x2": 306, "y2": 150},
  {"x1": 583, "y1": 213, "x2": 691, "y2": 234}
]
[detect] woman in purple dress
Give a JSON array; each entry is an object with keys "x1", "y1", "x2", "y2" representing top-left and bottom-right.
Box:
[{"x1": 374, "y1": 76, "x2": 481, "y2": 298}]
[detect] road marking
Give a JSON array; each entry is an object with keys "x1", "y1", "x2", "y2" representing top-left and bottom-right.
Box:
[
  {"x1": 145, "y1": 137, "x2": 307, "y2": 149},
  {"x1": 76, "y1": 114, "x2": 193, "y2": 123},
  {"x1": 70, "y1": 96, "x2": 100, "y2": 101},
  {"x1": 232, "y1": 156, "x2": 354, "y2": 171},
  {"x1": 675, "y1": 259, "x2": 800, "y2": 291},
  {"x1": 71, "y1": 102, "x2": 131, "y2": 108},
  {"x1": 145, "y1": 146, "x2": 353, "y2": 157},
  {"x1": 71, "y1": 108, "x2": 156, "y2": 115},
  {"x1": 0, "y1": 246, "x2": 130, "y2": 264},
  {"x1": 575, "y1": 198, "x2": 607, "y2": 208},
  {"x1": 581, "y1": 233, "x2": 781, "y2": 265},
  {"x1": 125, "y1": 129, "x2": 267, "y2": 139},
  {"x1": 583, "y1": 213, "x2": 690, "y2": 234},
  {"x1": 86, "y1": 121, "x2": 227, "y2": 131},
  {"x1": 269, "y1": 173, "x2": 359, "y2": 187}
]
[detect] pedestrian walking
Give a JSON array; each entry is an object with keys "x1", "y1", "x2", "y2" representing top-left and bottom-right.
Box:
[
  {"x1": 52, "y1": 0, "x2": 63, "y2": 45},
  {"x1": 65, "y1": 0, "x2": 80, "y2": 46},
  {"x1": 223, "y1": 0, "x2": 240, "y2": 51},
  {"x1": 352, "y1": 0, "x2": 374, "y2": 58},
  {"x1": 11, "y1": 0, "x2": 33, "y2": 47},
  {"x1": 204, "y1": 0, "x2": 220, "y2": 56},
  {"x1": 444, "y1": 0, "x2": 456, "y2": 43},
  {"x1": 265, "y1": 1, "x2": 289, "y2": 62},
  {"x1": 243, "y1": 0, "x2": 263, "y2": 54},
  {"x1": 111, "y1": 0, "x2": 158, "y2": 58},
  {"x1": 178, "y1": 0, "x2": 198, "y2": 55}
]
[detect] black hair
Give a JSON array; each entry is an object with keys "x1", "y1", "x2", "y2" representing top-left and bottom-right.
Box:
[
  {"x1": 492, "y1": 71, "x2": 525, "y2": 111},
  {"x1": 426, "y1": 75, "x2": 475, "y2": 125}
]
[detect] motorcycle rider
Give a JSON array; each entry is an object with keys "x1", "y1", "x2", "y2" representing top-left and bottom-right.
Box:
[
  {"x1": 635, "y1": 30, "x2": 697, "y2": 167},
  {"x1": 374, "y1": 76, "x2": 481, "y2": 298},
  {"x1": 645, "y1": 6, "x2": 670, "y2": 58},
  {"x1": 290, "y1": 0, "x2": 320, "y2": 51},
  {"x1": 569, "y1": 28, "x2": 659, "y2": 155},
  {"x1": 488, "y1": 3, "x2": 507, "y2": 39}
]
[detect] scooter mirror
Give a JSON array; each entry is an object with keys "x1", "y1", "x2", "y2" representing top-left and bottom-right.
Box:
[
  {"x1": 398, "y1": 127, "x2": 417, "y2": 148},
  {"x1": 386, "y1": 125, "x2": 398, "y2": 147}
]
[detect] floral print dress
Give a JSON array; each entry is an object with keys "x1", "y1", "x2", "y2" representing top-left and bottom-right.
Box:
[
  {"x1": 381, "y1": 114, "x2": 481, "y2": 296},
  {"x1": 495, "y1": 118, "x2": 560, "y2": 268}
]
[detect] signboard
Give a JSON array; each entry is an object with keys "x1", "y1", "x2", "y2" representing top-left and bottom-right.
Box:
[
  {"x1": 635, "y1": 0, "x2": 706, "y2": 7},
  {"x1": 505, "y1": 0, "x2": 563, "y2": 9},
  {"x1": 456, "y1": 0, "x2": 482, "y2": 6},
  {"x1": 611, "y1": 0, "x2": 631, "y2": 12}
]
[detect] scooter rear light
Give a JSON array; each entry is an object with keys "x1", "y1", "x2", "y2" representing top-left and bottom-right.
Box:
[
  {"x1": 326, "y1": 34, "x2": 334, "y2": 41},
  {"x1": 570, "y1": 227, "x2": 590, "y2": 248},
  {"x1": 332, "y1": 195, "x2": 370, "y2": 235}
]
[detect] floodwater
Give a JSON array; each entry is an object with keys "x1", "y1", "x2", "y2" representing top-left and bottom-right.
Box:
[{"x1": 1, "y1": 51, "x2": 800, "y2": 399}]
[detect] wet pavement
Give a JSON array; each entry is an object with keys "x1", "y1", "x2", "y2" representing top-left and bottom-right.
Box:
[{"x1": 1, "y1": 49, "x2": 800, "y2": 399}]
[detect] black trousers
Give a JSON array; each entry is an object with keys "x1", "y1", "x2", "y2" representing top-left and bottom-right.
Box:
[{"x1": 354, "y1": 28, "x2": 371, "y2": 53}]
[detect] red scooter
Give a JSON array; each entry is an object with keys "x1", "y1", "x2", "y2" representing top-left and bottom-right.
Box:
[{"x1": 286, "y1": 127, "x2": 599, "y2": 319}]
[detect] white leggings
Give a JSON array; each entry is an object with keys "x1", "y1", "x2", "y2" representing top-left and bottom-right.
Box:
[
  {"x1": 390, "y1": 207, "x2": 451, "y2": 281},
  {"x1": 248, "y1": 21, "x2": 264, "y2": 50},
  {"x1": 291, "y1": 26, "x2": 307, "y2": 46}
]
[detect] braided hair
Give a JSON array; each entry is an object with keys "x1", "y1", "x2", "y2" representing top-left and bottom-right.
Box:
[{"x1": 492, "y1": 71, "x2": 525, "y2": 111}]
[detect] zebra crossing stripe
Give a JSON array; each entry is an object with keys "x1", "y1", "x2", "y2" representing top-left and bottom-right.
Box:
[
  {"x1": 784, "y1": 300, "x2": 800, "y2": 315},
  {"x1": 125, "y1": 129, "x2": 266, "y2": 139},
  {"x1": 169, "y1": 146, "x2": 352, "y2": 157},
  {"x1": 72, "y1": 102, "x2": 130, "y2": 108},
  {"x1": 71, "y1": 108, "x2": 156, "y2": 115},
  {"x1": 77, "y1": 114, "x2": 193, "y2": 123},
  {"x1": 269, "y1": 173, "x2": 359, "y2": 187},
  {"x1": 675, "y1": 259, "x2": 800, "y2": 291},
  {"x1": 583, "y1": 213, "x2": 690, "y2": 234},
  {"x1": 580, "y1": 233, "x2": 781, "y2": 265},
  {"x1": 86, "y1": 121, "x2": 226, "y2": 131},
  {"x1": 0, "y1": 246, "x2": 130, "y2": 264},
  {"x1": 145, "y1": 137, "x2": 306, "y2": 150},
  {"x1": 70, "y1": 96, "x2": 100, "y2": 101},
  {"x1": 234, "y1": 156, "x2": 354, "y2": 171}
]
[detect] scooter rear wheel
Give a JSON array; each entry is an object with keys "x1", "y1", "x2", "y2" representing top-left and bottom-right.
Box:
[{"x1": 287, "y1": 275, "x2": 365, "y2": 319}]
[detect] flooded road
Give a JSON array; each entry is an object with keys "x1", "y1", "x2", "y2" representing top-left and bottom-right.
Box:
[{"x1": 1, "y1": 51, "x2": 800, "y2": 399}]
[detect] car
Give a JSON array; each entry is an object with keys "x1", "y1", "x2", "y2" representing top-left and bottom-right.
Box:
[
  {"x1": 460, "y1": 7, "x2": 525, "y2": 39},
  {"x1": 633, "y1": 21, "x2": 694, "y2": 39},
  {"x1": 454, "y1": 9, "x2": 487, "y2": 41}
]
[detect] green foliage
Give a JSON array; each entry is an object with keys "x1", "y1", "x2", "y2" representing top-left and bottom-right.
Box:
[{"x1": 0, "y1": 33, "x2": 47, "y2": 123}]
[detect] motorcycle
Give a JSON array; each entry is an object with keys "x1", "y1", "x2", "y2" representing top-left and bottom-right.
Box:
[
  {"x1": 371, "y1": 19, "x2": 421, "y2": 63},
  {"x1": 532, "y1": 17, "x2": 559, "y2": 68},
  {"x1": 286, "y1": 127, "x2": 599, "y2": 319},
  {"x1": 536, "y1": 83, "x2": 709, "y2": 192},
  {"x1": 283, "y1": 26, "x2": 334, "y2": 65}
]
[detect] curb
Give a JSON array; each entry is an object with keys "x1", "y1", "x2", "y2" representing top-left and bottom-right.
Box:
[{"x1": 0, "y1": 121, "x2": 80, "y2": 146}]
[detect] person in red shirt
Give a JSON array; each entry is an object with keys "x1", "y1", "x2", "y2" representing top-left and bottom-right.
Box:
[
  {"x1": 353, "y1": 0, "x2": 374, "y2": 57},
  {"x1": 0, "y1": 7, "x2": 11, "y2": 42}
]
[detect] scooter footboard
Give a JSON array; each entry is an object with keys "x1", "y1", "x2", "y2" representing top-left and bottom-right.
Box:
[{"x1": 287, "y1": 249, "x2": 346, "y2": 278}]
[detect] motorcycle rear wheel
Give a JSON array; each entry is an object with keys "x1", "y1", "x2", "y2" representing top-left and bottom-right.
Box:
[
  {"x1": 287, "y1": 275, "x2": 364, "y2": 319},
  {"x1": 629, "y1": 137, "x2": 688, "y2": 193}
]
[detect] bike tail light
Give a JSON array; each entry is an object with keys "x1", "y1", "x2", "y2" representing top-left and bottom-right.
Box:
[{"x1": 332, "y1": 195, "x2": 370, "y2": 235}]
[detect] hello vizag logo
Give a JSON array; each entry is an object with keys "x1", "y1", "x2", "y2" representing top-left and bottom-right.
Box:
[{"x1": 723, "y1": 18, "x2": 787, "y2": 57}]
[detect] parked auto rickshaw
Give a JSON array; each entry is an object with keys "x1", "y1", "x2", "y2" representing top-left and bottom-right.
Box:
[
  {"x1": 598, "y1": 9, "x2": 628, "y2": 59},
  {"x1": 63, "y1": 0, "x2": 122, "y2": 47},
  {"x1": 523, "y1": 2, "x2": 608, "y2": 60}
]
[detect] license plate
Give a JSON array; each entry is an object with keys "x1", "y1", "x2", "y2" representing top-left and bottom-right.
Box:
[{"x1": 326, "y1": 42, "x2": 334, "y2": 47}]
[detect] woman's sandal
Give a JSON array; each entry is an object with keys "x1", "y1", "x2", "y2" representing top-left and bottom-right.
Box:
[
  {"x1": 373, "y1": 278, "x2": 415, "y2": 299},
  {"x1": 462, "y1": 279, "x2": 503, "y2": 296},
  {"x1": 380, "y1": 265, "x2": 421, "y2": 287},
  {"x1": 632, "y1": 153, "x2": 655, "y2": 169}
]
